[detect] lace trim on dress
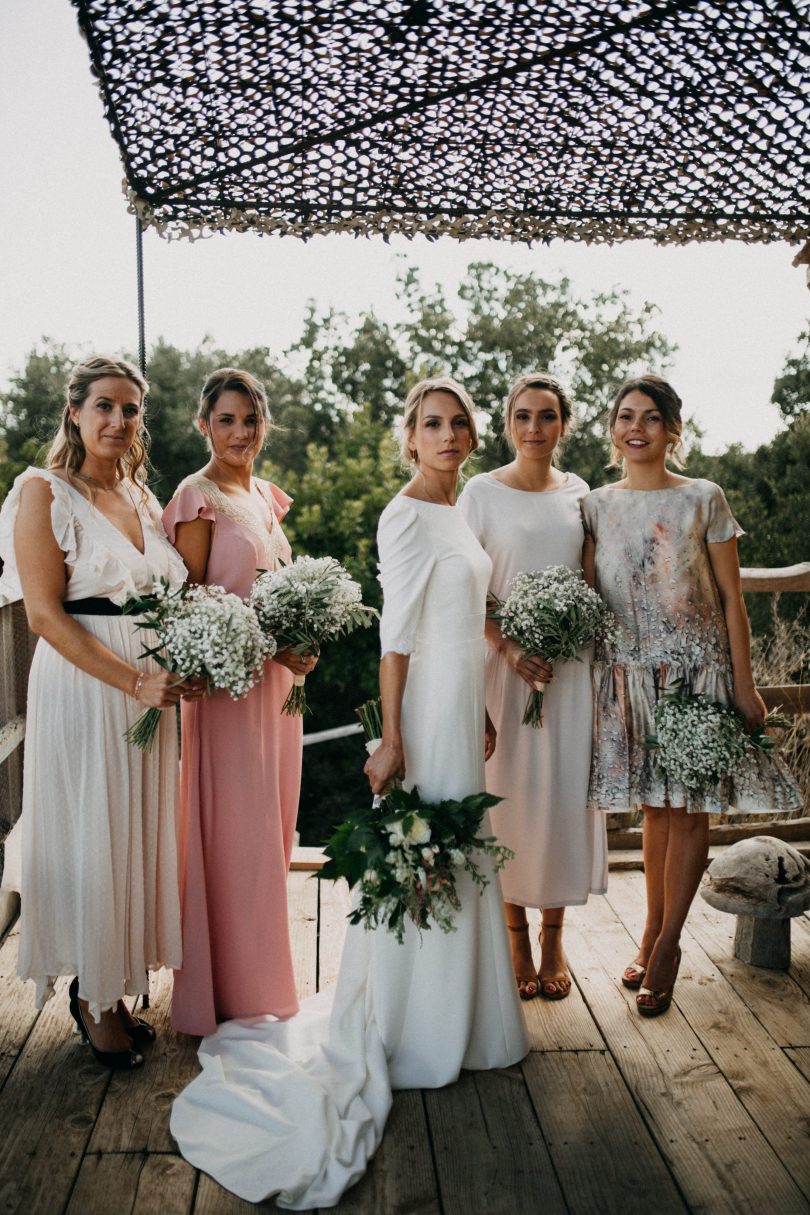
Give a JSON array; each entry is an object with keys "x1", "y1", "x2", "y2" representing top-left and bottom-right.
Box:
[{"x1": 184, "y1": 474, "x2": 286, "y2": 570}]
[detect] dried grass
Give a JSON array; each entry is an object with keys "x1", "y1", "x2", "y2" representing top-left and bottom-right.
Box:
[{"x1": 748, "y1": 600, "x2": 810, "y2": 817}]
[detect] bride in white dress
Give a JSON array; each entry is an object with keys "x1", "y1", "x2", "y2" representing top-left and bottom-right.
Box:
[{"x1": 171, "y1": 377, "x2": 528, "y2": 1208}]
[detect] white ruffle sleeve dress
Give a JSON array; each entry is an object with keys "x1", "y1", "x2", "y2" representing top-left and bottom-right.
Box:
[{"x1": 0, "y1": 468, "x2": 187, "y2": 1020}]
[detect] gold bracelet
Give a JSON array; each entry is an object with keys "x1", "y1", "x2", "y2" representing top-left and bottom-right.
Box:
[{"x1": 133, "y1": 673, "x2": 145, "y2": 701}]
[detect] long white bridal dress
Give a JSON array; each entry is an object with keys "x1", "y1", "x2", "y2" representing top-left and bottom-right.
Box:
[{"x1": 170, "y1": 495, "x2": 528, "y2": 1209}]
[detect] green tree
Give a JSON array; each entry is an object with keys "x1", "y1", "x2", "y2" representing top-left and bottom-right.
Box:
[
  {"x1": 771, "y1": 324, "x2": 810, "y2": 420},
  {"x1": 0, "y1": 341, "x2": 74, "y2": 498}
]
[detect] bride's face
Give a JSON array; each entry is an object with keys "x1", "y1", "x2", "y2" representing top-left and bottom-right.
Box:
[{"x1": 409, "y1": 392, "x2": 473, "y2": 473}]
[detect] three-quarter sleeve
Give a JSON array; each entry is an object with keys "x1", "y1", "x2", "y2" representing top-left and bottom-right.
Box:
[
  {"x1": 704, "y1": 481, "x2": 745, "y2": 544},
  {"x1": 162, "y1": 481, "x2": 217, "y2": 544},
  {"x1": 377, "y1": 501, "x2": 436, "y2": 657}
]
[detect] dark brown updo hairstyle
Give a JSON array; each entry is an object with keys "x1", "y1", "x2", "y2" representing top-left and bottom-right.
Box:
[
  {"x1": 608, "y1": 374, "x2": 685, "y2": 468},
  {"x1": 197, "y1": 367, "x2": 273, "y2": 454}
]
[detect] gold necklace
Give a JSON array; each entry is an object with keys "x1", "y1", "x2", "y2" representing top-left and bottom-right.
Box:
[{"x1": 419, "y1": 472, "x2": 455, "y2": 506}]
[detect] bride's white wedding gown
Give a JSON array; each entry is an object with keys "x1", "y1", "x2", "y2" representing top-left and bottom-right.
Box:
[{"x1": 170, "y1": 496, "x2": 528, "y2": 1208}]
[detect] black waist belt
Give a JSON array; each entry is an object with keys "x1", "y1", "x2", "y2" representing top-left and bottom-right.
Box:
[{"x1": 63, "y1": 597, "x2": 124, "y2": 616}]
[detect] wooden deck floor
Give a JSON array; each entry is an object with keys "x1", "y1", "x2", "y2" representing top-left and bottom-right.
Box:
[{"x1": 1, "y1": 868, "x2": 809, "y2": 1215}]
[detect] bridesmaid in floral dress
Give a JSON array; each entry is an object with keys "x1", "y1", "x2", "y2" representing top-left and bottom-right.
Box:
[
  {"x1": 164, "y1": 368, "x2": 317, "y2": 1035},
  {"x1": 582, "y1": 375, "x2": 801, "y2": 1017}
]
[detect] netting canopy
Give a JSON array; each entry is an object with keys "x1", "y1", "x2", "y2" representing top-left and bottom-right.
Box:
[{"x1": 73, "y1": 0, "x2": 809, "y2": 245}]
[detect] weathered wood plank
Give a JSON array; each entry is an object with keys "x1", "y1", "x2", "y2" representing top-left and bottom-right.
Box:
[
  {"x1": 193, "y1": 1173, "x2": 272, "y2": 1213},
  {"x1": 288, "y1": 868, "x2": 319, "y2": 999},
  {"x1": 521, "y1": 907, "x2": 606, "y2": 1051},
  {"x1": 670, "y1": 880, "x2": 810, "y2": 1049},
  {"x1": 564, "y1": 895, "x2": 808, "y2": 1213},
  {"x1": 607, "y1": 873, "x2": 810, "y2": 1200},
  {"x1": 785, "y1": 1048, "x2": 810, "y2": 1084},
  {"x1": 425, "y1": 1067, "x2": 567, "y2": 1215},
  {"x1": 317, "y1": 875, "x2": 351, "y2": 992},
  {"x1": 65, "y1": 1152, "x2": 196, "y2": 1215},
  {"x1": 0, "y1": 922, "x2": 40, "y2": 1091},
  {"x1": 89, "y1": 967, "x2": 200, "y2": 1154},
  {"x1": 331, "y1": 1090, "x2": 440, "y2": 1215},
  {"x1": 0, "y1": 976, "x2": 112, "y2": 1215},
  {"x1": 740, "y1": 563, "x2": 810, "y2": 593},
  {"x1": 523, "y1": 1050, "x2": 688, "y2": 1214}
]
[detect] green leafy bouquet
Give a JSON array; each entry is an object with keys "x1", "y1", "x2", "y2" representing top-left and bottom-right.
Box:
[
  {"x1": 490, "y1": 565, "x2": 615, "y2": 727},
  {"x1": 123, "y1": 579, "x2": 275, "y2": 750},
  {"x1": 321, "y1": 786, "x2": 513, "y2": 943},
  {"x1": 645, "y1": 688, "x2": 789, "y2": 795},
  {"x1": 250, "y1": 557, "x2": 378, "y2": 715}
]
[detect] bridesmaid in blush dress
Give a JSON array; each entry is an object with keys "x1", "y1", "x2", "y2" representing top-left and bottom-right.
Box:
[{"x1": 163, "y1": 367, "x2": 318, "y2": 1036}]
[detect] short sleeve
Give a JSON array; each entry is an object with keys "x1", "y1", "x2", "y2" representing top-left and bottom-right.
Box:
[
  {"x1": 162, "y1": 480, "x2": 217, "y2": 544},
  {"x1": 0, "y1": 469, "x2": 78, "y2": 606},
  {"x1": 262, "y1": 481, "x2": 293, "y2": 521},
  {"x1": 704, "y1": 482, "x2": 745, "y2": 544},
  {"x1": 377, "y1": 500, "x2": 436, "y2": 657},
  {"x1": 580, "y1": 493, "x2": 598, "y2": 541}
]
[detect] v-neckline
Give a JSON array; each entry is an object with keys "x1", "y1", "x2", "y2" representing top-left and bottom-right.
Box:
[{"x1": 58, "y1": 474, "x2": 147, "y2": 557}]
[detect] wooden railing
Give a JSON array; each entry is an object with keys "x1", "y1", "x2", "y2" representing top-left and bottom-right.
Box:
[{"x1": 0, "y1": 561, "x2": 807, "y2": 930}]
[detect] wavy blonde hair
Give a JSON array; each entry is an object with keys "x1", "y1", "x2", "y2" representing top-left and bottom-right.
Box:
[
  {"x1": 47, "y1": 356, "x2": 149, "y2": 495},
  {"x1": 399, "y1": 376, "x2": 479, "y2": 466}
]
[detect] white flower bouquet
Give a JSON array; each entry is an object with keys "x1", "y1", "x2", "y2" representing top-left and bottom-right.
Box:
[
  {"x1": 320, "y1": 785, "x2": 513, "y2": 943},
  {"x1": 250, "y1": 556, "x2": 378, "y2": 715},
  {"x1": 646, "y1": 688, "x2": 789, "y2": 794},
  {"x1": 124, "y1": 579, "x2": 276, "y2": 750},
  {"x1": 490, "y1": 565, "x2": 615, "y2": 727}
]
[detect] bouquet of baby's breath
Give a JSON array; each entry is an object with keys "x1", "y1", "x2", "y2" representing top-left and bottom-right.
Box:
[
  {"x1": 645, "y1": 688, "x2": 789, "y2": 795},
  {"x1": 123, "y1": 579, "x2": 276, "y2": 750},
  {"x1": 250, "y1": 557, "x2": 378, "y2": 715},
  {"x1": 490, "y1": 565, "x2": 615, "y2": 727},
  {"x1": 321, "y1": 786, "x2": 512, "y2": 943}
]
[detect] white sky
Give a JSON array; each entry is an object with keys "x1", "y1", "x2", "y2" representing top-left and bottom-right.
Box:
[{"x1": 1, "y1": 0, "x2": 808, "y2": 454}]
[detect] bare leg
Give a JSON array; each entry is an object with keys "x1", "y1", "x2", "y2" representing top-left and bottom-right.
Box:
[
  {"x1": 642, "y1": 806, "x2": 709, "y2": 996},
  {"x1": 504, "y1": 901, "x2": 539, "y2": 999},
  {"x1": 79, "y1": 1001, "x2": 141, "y2": 1054},
  {"x1": 539, "y1": 907, "x2": 571, "y2": 999},
  {"x1": 634, "y1": 804, "x2": 669, "y2": 968}
]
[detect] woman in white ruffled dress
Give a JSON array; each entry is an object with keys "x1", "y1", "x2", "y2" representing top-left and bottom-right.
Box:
[
  {"x1": 170, "y1": 377, "x2": 527, "y2": 1209},
  {"x1": 0, "y1": 356, "x2": 197, "y2": 1068}
]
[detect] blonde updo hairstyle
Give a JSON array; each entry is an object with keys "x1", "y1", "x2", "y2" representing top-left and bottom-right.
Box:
[
  {"x1": 503, "y1": 371, "x2": 574, "y2": 459},
  {"x1": 399, "y1": 376, "x2": 479, "y2": 467},
  {"x1": 608, "y1": 374, "x2": 685, "y2": 469},
  {"x1": 47, "y1": 355, "x2": 149, "y2": 492},
  {"x1": 197, "y1": 367, "x2": 273, "y2": 453}
]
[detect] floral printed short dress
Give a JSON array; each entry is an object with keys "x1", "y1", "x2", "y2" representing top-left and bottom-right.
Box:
[{"x1": 582, "y1": 479, "x2": 801, "y2": 816}]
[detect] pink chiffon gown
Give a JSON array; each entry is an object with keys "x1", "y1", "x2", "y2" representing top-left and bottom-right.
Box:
[{"x1": 163, "y1": 474, "x2": 302, "y2": 1036}]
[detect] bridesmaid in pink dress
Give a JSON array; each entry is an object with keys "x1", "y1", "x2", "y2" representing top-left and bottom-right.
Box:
[{"x1": 163, "y1": 367, "x2": 318, "y2": 1035}]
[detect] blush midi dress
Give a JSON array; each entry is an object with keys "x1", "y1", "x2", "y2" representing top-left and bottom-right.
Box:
[
  {"x1": 0, "y1": 467, "x2": 187, "y2": 1021},
  {"x1": 163, "y1": 475, "x2": 302, "y2": 1035},
  {"x1": 169, "y1": 494, "x2": 528, "y2": 1209},
  {"x1": 582, "y1": 479, "x2": 801, "y2": 816},
  {"x1": 460, "y1": 471, "x2": 607, "y2": 908}
]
